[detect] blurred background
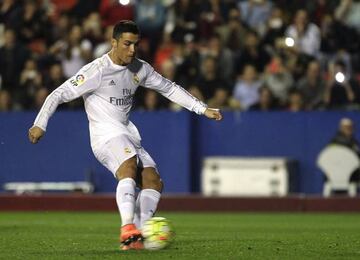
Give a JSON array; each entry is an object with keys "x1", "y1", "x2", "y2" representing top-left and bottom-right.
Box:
[{"x1": 1, "y1": 0, "x2": 360, "y2": 202}]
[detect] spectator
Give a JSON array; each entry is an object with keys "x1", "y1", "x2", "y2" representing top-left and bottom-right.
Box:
[
  {"x1": 296, "y1": 60, "x2": 325, "y2": 110},
  {"x1": 262, "y1": 6, "x2": 287, "y2": 53},
  {"x1": 335, "y1": 0, "x2": 360, "y2": 33},
  {"x1": 188, "y1": 85, "x2": 205, "y2": 102},
  {"x1": 235, "y1": 30, "x2": 271, "y2": 74},
  {"x1": 0, "y1": 29, "x2": 30, "y2": 91},
  {"x1": 136, "y1": 0, "x2": 165, "y2": 33},
  {"x1": 305, "y1": 0, "x2": 338, "y2": 26},
  {"x1": 32, "y1": 87, "x2": 48, "y2": 110},
  {"x1": 61, "y1": 25, "x2": 93, "y2": 78},
  {"x1": 135, "y1": 0, "x2": 166, "y2": 59},
  {"x1": 49, "y1": 12, "x2": 72, "y2": 44},
  {"x1": 70, "y1": 0, "x2": 101, "y2": 23},
  {"x1": 94, "y1": 25, "x2": 113, "y2": 58},
  {"x1": 216, "y1": 8, "x2": 247, "y2": 52},
  {"x1": 11, "y1": 0, "x2": 49, "y2": 44},
  {"x1": 203, "y1": 33, "x2": 234, "y2": 82},
  {"x1": 263, "y1": 56, "x2": 294, "y2": 104},
  {"x1": 82, "y1": 12, "x2": 103, "y2": 45},
  {"x1": 0, "y1": 0, "x2": 358, "y2": 112},
  {"x1": 0, "y1": 89, "x2": 13, "y2": 111},
  {"x1": 327, "y1": 50, "x2": 353, "y2": 80},
  {"x1": 160, "y1": 59, "x2": 177, "y2": 82},
  {"x1": 238, "y1": 0, "x2": 273, "y2": 36},
  {"x1": 165, "y1": 0, "x2": 200, "y2": 43},
  {"x1": 42, "y1": 63, "x2": 66, "y2": 91},
  {"x1": 208, "y1": 87, "x2": 241, "y2": 110},
  {"x1": 329, "y1": 117, "x2": 360, "y2": 182},
  {"x1": 287, "y1": 89, "x2": 304, "y2": 112},
  {"x1": 176, "y1": 36, "x2": 201, "y2": 85},
  {"x1": 320, "y1": 13, "x2": 359, "y2": 56},
  {"x1": 141, "y1": 89, "x2": 162, "y2": 111},
  {"x1": 197, "y1": 0, "x2": 224, "y2": 39},
  {"x1": 100, "y1": 0, "x2": 134, "y2": 27},
  {"x1": 233, "y1": 64, "x2": 262, "y2": 110},
  {"x1": 153, "y1": 33, "x2": 176, "y2": 72},
  {"x1": 249, "y1": 86, "x2": 278, "y2": 111},
  {"x1": 0, "y1": 0, "x2": 21, "y2": 27},
  {"x1": 158, "y1": 59, "x2": 178, "y2": 108},
  {"x1": 18, "y1": 58, "x2": 42, "y2": 109},
  {"x1": 285, "y1": 9, "x2": 321, "y2": 57},
  {"x1": 324, "y1": 60, "x2": 356, "y2": 109},
  {"x1": 195, "y1": 55, "x2": 227, "y2": 100},
  {"x1": 330, "y1": 118, "x2": 360, "y2": 156}
]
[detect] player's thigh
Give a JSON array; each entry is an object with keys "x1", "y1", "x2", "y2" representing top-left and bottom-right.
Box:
[
  {"x1": 137, "y1": 147, "x2": 158, "y2": 174},
  {"x1": 137, "y1": 148, "x2": 162, "y2": 191},
  {"x1": 92, "y1": 135, "x2": 138, "y2": 178}
]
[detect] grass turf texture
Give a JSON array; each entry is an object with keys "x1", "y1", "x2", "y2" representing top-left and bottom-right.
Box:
[{"x1": 1, "y1": 212, "x2": 360, "y2": 259}]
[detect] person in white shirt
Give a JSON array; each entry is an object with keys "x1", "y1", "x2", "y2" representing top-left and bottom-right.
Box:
[
  {"x1": 28, "y1": 20, "x2": 222, "y2": 250},
  {"x1": 285, "y1": 9, "x2": 321, "y2": 57}
]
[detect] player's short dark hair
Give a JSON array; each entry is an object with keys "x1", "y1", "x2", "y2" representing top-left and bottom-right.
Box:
[{"x1": 112, "y1": 20, "x2": 140, "y2": 40}]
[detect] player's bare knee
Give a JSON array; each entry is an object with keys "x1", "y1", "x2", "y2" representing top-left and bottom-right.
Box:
[
  {"x1": 115, "y1": 156, "x2": 137, "y2": 180},
  {"x1": 142, "y1": 169, "x2": 162, "y2": 192},
  {"x1": 147, "y1": 175, "x2": 162, "y2": 192}
]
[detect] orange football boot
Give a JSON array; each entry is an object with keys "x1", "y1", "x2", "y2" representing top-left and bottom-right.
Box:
[{"x1": 120, "y1": 224, "x2": 144, "y2": 250}]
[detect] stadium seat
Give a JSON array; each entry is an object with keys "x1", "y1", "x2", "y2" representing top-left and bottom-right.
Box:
[{"x1": 317, "y1": 145, "x2": 360, "y2": 197}]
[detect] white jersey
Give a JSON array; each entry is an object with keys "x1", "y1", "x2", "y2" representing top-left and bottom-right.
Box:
[{"x1": 34, "y1": 54, "x2": 207, "y2": 149}]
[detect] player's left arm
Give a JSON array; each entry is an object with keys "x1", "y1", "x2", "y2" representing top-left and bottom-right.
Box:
[{"x1": 142, "y1": 63, "x2": 223, "y2": 121}]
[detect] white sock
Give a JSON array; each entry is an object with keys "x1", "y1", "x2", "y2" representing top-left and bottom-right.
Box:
[
  {"x1": 116, "y1": 178, "x2": 136, "y2": 226},
  {"x1": 139, "y1": 189, "x2": 161, "y2": 228},
  {"x1": 133, "y1": 190, "x2": 141, "y2": 229}
]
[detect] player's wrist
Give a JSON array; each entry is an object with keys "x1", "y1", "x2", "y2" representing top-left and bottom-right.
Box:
[
  {"x1": 199, "y1": 105, "x2": 208, "y2": 115},
  {"x1": 33, "y1": 124, "x2": 46, "y2": 132}
]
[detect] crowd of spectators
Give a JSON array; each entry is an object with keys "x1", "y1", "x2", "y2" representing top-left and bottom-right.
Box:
[{"x1": 0, "y1": 0, "x2": 360, "y2": 112}]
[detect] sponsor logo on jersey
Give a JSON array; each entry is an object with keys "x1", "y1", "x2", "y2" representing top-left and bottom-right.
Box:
[
  {"x1": 110, "y1": 96, "x2": 133, "y2": 106},
  {"x1": 132, "y1": 74, "x2": 140, "y2": 85},
  {"x1": 70, "y1": 74, "x2": 85, "y2": 86},
  {"x1": 124, "y1": 147, "x2": 132, "y2": 154},
  {"x1": 109, "y1": 80, "x2": 116, "y2": 86}
]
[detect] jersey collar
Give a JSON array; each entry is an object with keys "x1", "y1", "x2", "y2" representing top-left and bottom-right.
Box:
[{"x1": 105, "y1": 53, "x2": 127, "y2": 70}]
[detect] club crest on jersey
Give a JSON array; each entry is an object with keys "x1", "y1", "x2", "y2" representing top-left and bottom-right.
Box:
[
  {"x1": 132, "y1": 74, "x2": 140, "y2": 85},
  {"x1": 70, "y1": 74, "x2": 85, "y2": 87},
  {"x1": 124, "y1": 147, "x2": 132, "y2": 154}
]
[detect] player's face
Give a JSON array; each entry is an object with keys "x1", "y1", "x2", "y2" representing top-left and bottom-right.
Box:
[{"x1": 112, "y1": 33, "x2": 139, "y2": 65}]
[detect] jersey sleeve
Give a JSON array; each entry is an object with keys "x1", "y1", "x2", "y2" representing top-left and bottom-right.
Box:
[
  {"x1": 33, "y1": 63, "x2": 102, "y2": 131},
  {"x1": 142, "y1": 62, "x2": 207, "y2": 115}
]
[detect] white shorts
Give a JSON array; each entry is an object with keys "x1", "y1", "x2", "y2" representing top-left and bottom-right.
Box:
[{"x1": 92, "y1": 134, "x2": 157, "y2": 177}]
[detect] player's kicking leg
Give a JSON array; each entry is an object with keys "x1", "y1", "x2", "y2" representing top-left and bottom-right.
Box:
[
  {"x1": 115, "y1": 156, "x2": 143, "y2": 250},
  {"x1": 134, "y1": 167, "x2": 163, "y2": 228}
]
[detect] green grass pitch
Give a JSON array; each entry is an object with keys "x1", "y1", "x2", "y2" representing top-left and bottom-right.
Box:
[{"x1": 1, "y1": 212, "x2": 360, "y2": 259}]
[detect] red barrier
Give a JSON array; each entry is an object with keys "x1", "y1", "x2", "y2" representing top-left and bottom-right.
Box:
[{"x1": 1, "y1": 194, "x2": 360, "y2": 212}]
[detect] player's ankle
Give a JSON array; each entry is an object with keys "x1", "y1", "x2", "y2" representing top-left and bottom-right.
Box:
[{"x1": 121, "y1": 223, "x2": 136, "y2": 231}]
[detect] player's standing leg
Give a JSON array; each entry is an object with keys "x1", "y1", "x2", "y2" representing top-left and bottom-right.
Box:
[{"x1": 115, "y1": 156, "x2": 143, "y2": 250}]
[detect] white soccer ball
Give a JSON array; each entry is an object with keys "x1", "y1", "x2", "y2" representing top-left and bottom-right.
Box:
[{"x1": 142, "y1": 217, "x2": 174, "y2": 250}]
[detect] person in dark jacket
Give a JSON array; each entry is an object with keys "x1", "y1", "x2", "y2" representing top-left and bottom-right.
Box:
[{"x1": 329, "y1": 117, "x2": 360, "y2": 182}]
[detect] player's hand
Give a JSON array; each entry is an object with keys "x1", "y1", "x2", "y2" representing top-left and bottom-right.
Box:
[
  {"x1": 28, "y1": 126, "x2": 45, "y2": 144},
  {"x1": 204, "y1": 108, "x2": 223, "y2": 121}
]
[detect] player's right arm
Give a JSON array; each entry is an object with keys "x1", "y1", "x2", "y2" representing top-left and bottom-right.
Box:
[{"x1": 28, "y1": 63, "x2": 102, "y2": 144}]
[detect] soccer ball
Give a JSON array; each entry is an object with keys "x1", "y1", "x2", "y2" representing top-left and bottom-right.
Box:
[{"x1": 142, "y1": 217, "x2": 174, "y2": 250}]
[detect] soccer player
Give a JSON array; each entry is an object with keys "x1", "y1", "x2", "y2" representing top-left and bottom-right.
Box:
[{"x1": 28, "y1": 20, "x2": 222, "y2": 250}]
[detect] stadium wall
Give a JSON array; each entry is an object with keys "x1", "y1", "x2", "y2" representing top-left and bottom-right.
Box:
[{"x1": 0, "y1": 111, "x2": 359, "y2": 194}]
